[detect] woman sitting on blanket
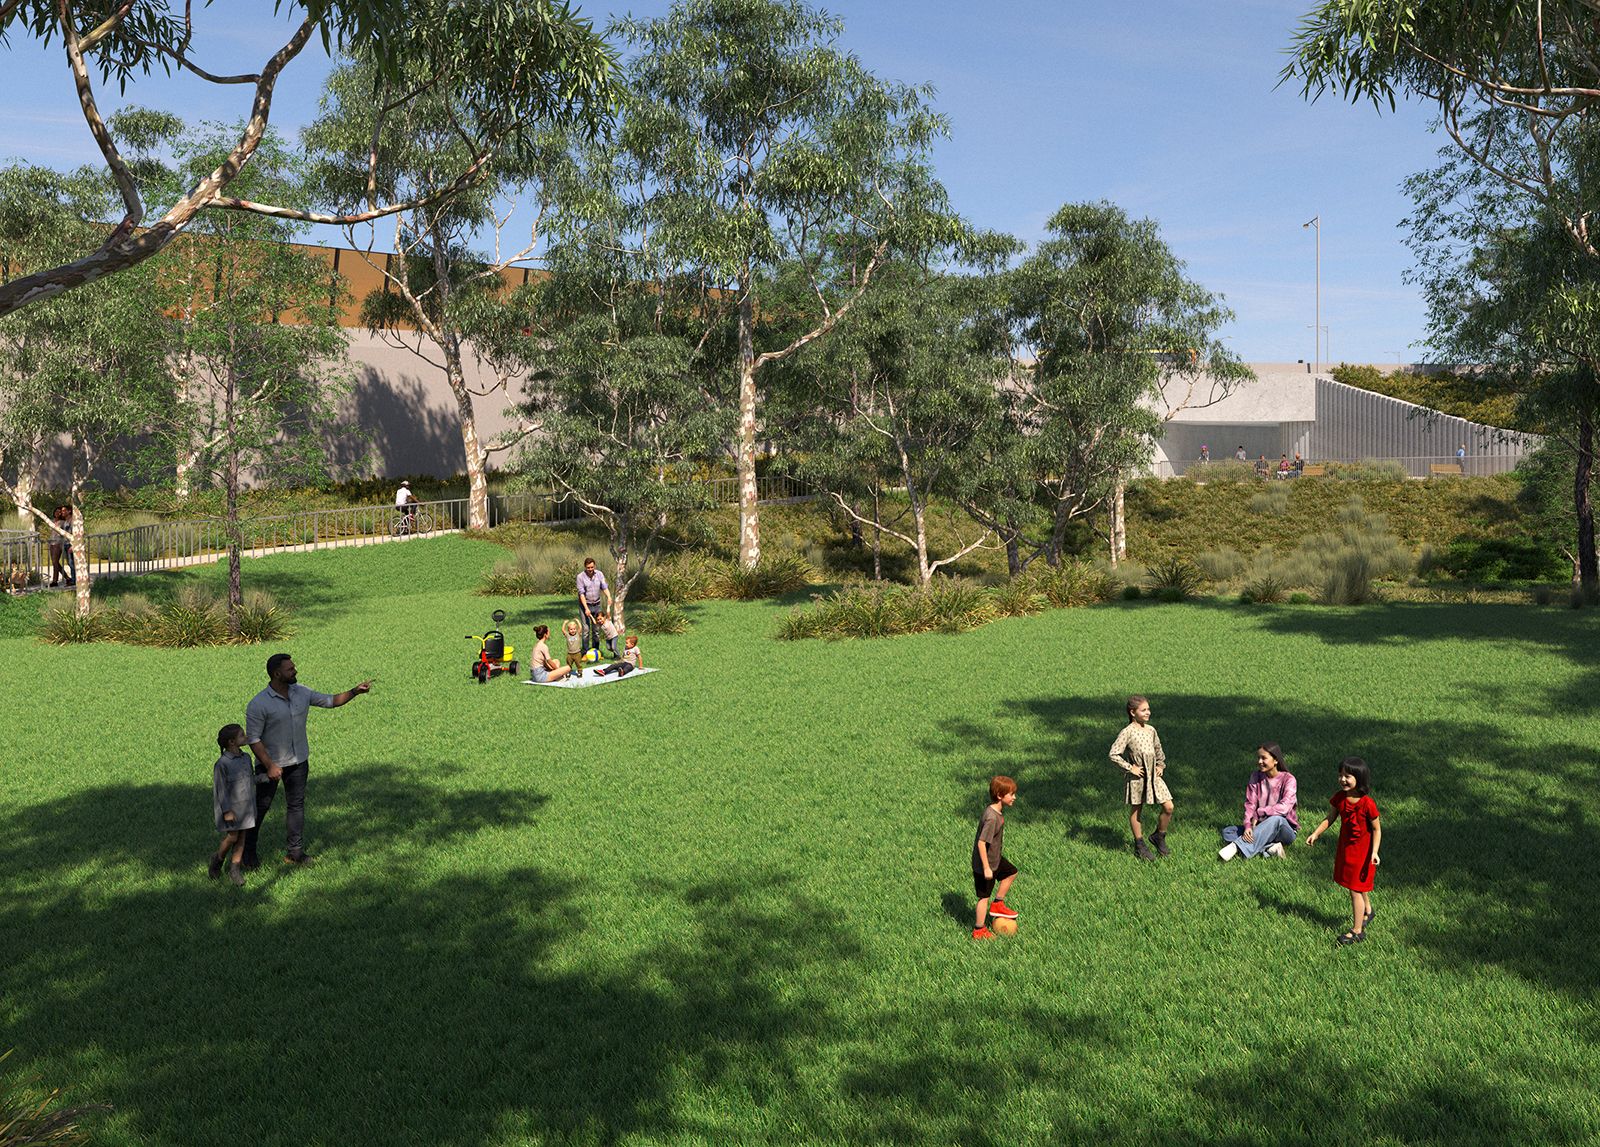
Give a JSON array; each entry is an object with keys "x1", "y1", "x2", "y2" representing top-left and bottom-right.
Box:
[
  {"x1": 594, "y1": 634, "x2": 642, "y2": 676},
  {"x1": 529, "y1": 625, "x2": 575, "y2": 683}
]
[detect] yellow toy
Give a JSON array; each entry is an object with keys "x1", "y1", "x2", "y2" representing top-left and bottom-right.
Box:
[{"x1": 467, "y1": 609, "x2": 518, "y2": 683}]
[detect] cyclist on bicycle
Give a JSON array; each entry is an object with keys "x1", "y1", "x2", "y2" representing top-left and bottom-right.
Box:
[{"x1": 394, "y1": 480, "x2": 420, "y2": 534}]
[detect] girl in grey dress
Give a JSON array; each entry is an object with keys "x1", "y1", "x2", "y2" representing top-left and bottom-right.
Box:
[
  {"x1": 210, "y1": 724, "x2": 256, "y2": 886},
  {"x1": 1109, "y1": 695, "x2": 1174, "y2": 861}
]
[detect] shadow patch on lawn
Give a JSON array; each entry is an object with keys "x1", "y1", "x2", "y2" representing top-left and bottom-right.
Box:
[
  {"x1": 921, "y1": 690, "x2": 1600, "y2": 1002},
  {"x1": 0, "y1": 775, "x2": 871, "y2": 1147}
]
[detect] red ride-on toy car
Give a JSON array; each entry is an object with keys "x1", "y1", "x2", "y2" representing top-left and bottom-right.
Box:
[{"x1": 467, "y1": 609, "x2": 518, "y2": 683}]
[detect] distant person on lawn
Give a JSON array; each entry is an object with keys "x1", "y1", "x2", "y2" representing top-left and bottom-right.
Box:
[
  {"x1": 576, "y1": 557, "x2": 612, "y2": 657},
  {"x1": 49, "y1": 504, "x2": 74, "y2": 586},
  {"x1": 242, "y1": 653, "x2": 371, "y2": 868},
  {"x1": 1218, "y1": 742, "x2": 1298, "y2": 861}
]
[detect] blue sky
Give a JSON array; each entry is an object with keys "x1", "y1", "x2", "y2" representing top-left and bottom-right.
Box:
[{"x1": 1, "y1": 1, "x2": 1448, "y2": 362}]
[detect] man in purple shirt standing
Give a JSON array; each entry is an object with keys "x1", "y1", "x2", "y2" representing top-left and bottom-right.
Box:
[
  {"x1": 1218, "y1": 742, "x2": 1299, "y2": 861},
  {"x1": 576, "y1": 557, "x2": 613, "y2": 659}
]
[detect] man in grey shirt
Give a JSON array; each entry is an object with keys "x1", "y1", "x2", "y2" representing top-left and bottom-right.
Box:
[
  {"x1": 242, "y1": 652, "x2": 371, "y2": 867},
  {"x1": 576, "y1": 557, "x2": 613, "y2": 658}
]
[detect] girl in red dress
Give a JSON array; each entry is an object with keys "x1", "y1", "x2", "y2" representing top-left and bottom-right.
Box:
[{"x1": 1303, "y1": 757, "x2": 1382, "y2": 945}]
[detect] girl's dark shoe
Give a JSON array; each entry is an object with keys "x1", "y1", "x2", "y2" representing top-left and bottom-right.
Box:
[
  {"x1": 1336, "y1": 930, "x2": 1366, "y2": 945},
  {"x1": 1133, "y1": 838, "x2": 1155, "y2": 861},
  {"x1": 1151, "y1": 831, "x2": 1170, "y2": 857}
]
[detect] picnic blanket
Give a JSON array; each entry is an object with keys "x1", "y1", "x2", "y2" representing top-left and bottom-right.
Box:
[{"x1": 523, "y1": 666, "x2": 658, "y2": 688}]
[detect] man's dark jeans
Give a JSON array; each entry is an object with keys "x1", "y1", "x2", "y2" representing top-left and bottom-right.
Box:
[
  {"x1": 579, "y1": 597, "x2": 604, "y2": 654},
  {"x1": 244, "y1": 759, "x2": 309, "y2": 863}
]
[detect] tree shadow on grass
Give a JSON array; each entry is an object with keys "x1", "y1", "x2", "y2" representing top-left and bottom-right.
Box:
[
  {"x1": 0, "y1": 778, "x2": 883, "y2": 1146},
  {"x1": 920, "y1": 689, "x2": 1600, "y2": 1002},
  {"x1": 1179, "y1": 1040, "x2": 1590, "y2": 1145}
]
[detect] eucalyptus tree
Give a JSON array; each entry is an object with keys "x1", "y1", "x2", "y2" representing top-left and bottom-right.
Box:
[
  {"x1": 1405, "y1": 160, "x2": 1600, "y2": 587},
  {"x1": 0, "y1": 0, "x2": 615, "y2": 318},
  {"x1": 303, "y1": 57, "x2": 575, "y2": 530},
  {"x1": 142, "y1": 119, "x2": 353, "y2": 631},
  {"x1": 0, "y1": 164, "x2": 175, "y2": 616},
  {"x1": 775, "y1": 238, "x2": 1013, "y2": 585},
  {"x1": 613, "y1": 0, "x2": 949, "y2": 568},
  {"x1": 509, "y1": 151, "x2": 728, "y2": 625},
  {"x1": 1003, "y1": 202, "x2": 1247, "y2": 566}
]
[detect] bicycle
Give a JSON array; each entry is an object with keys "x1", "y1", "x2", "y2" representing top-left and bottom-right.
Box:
[{"x1": 390, "y1": 507, "x2": 438, "y2": 537}]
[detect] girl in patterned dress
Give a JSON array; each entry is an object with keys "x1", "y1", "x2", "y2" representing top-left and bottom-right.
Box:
[
  {"x1": 1304, "y1": 757, "x2": 1382, "y2": 945},
  {"x1": 1109, "y1": 695, "x2": 1174, "y2": 861}
]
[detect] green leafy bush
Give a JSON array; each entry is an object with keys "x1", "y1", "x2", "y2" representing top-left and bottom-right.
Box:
[
  {"x1": 1121, "y1": 584, "x2": 1143, "y2": 601},
  {"x1": 1440, "y1": 537, "x2": 1565, "y2": 583},
  {"x1": 1289, "y1": 592, "x2": 1313, "y2": 604},
  {"x1": 39, "y1": 587, "x2": 291, "y2": 647},
  {"x1": 632, "y1": 602, "x2": 692, "y2": 635},
  {"x1": 637, "y1": 551, "x2": 722, "y2": 603},
  {"x1": 151, "y1": 586, "x2": 229, "y2": 647},
  {"x1": 1324, "y1": 458, "x2": 1408, "y2": 482}
]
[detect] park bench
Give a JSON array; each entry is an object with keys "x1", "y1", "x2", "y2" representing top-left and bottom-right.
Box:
[
  {"x1": 1428, "y1": 463, "x2": 1463, "y2": 477},
  {"x1": 1299, "y1": 464, "x2": 1326, "y2": 477}
]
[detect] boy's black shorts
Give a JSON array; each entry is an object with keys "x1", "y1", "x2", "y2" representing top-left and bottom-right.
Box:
[{"x1": 973, "y1": 857, "x2": 1018, "y2": 899}]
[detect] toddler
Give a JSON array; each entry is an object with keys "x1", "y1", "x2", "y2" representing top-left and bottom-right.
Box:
[
  {"x1": 597, "y1": 611, "x2": 621, "y2": 658},
  {"x1": 594, "y1": 634, "x2": 642, "y2": 676},
  {"x1": 562, "y1": 618, "x2": 584, "y2": 676}
]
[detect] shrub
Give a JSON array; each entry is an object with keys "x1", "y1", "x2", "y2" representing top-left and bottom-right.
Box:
[
  {"x1": 1440, "y1": 537, "x2": 1565, "y2": 583},
  {"x1": 1145, "y1": 556, "x2": 1205, "y2": 599},
  {"x1": 632, "y1": 602, "x2": 691, "y2": 635},
  {"x1": 480, "y1": 538, "x2": 590, "y2": 596},
  {"x1": 104, "y1": 593, "x2": 158, "y2": 642},
  {"x1": 1195, "y1": 548, "x2": 1246, "y2": 584},
  {"x1": 1239, "y1": 574, "x2": 1288, "y2": 604},
  {"x1": 1533, "y1": 585, "x2": 1555, "y2": 606},
  {"x1": 1248, "y1": 485, "x2": 1291, "y2": 515},
  {"x1": 1289, "y1": 592, "x2": 1313, "y2": 604},
  {"x1": 1272, "y1": 497, "x2": 1414, "y2": 605},
  {"x1": 1121, "y1": 584, "x2": 1143, "y2": 601},
  {"x1": 235, "y1": 591, "x2": 292, "y2": 644},
  {"x1": 637, "y1": 551, "x2": 722, "y2": 604},
  {"x1": 922, "y1": 579, "x2": 997, "y2": 633},
  {"x1": 39, "y1": 602, "x2": 105, "y2": 644},
  {"x1": 774, "y1": 605, "x2": 825, "y2": 641},
  {"x1": 712, "y1": 552, "x2": 815, "y2": 600},
  {"x1": 152, "y1": 586, "x2": 229, "y2": 647},
  {"x1": 1192, "y1": 459, "x2": 1258, "y2": 484},
  {"x1": 991, "y1": 579, "x2": 1045, "y2": 618},
  {"x1": 1023, "y1": 561, "x2": 1117, "y2": 608},
  {"x1": 1325, "y1": 458, "x2": 1408, "y2": 481}
]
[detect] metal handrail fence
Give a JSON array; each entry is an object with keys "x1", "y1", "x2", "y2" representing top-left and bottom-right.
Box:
[
  {"x1": 1, "y1": 473, "x2": 815, "y2": 590},
  {"x1": 1158, "y1": 454, "x2": 1525, "y2": 480}
]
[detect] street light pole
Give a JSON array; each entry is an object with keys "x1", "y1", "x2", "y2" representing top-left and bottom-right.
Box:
[{"x1": 1302, "y1": 215, "x2": 1320, "y2": 372}]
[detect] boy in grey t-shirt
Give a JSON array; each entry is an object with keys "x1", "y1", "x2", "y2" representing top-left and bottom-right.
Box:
[{"x1": 971, "y1": 775, "x2": 1020, "y2": 940}]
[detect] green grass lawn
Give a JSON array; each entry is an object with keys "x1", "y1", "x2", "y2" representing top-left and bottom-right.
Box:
[{"x1": 3, "y1": 537, "x2": 1598, "y2": 1146}]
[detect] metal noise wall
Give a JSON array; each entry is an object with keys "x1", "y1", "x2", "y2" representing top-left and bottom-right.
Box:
[{"x1": 1312, "y1": 378, "x2": 1540, "y2": 476}]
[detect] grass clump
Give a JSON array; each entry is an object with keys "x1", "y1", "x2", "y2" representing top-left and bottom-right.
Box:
[
  {"x1": 631, "y1": 602, "x2": 692, "y2": 635},
  {"x1": 1239, "y1": 573, "x2": 1289, "y2": 605},
  {"x1": 0, "y1": 1048, "x2": 105, "y2": 1147},
  {"x1": 1145, "y1": 556, "x2": 1205, "y2": 600},
  {"x1": 1195, "y1": 548, "x2": 1246, "y2": 584},
  {"x1": 712, "y1": 553, "x2": 815, "y2": 600},
  {"x1": 38, "y1": 586, "x2": 291, "y2": 646},
  {"x1": 637, "y1": 551, "x2": 723, "y2": 604},
  {"x1": 1248, "y1": 485, "x2": 1291, "y2": 515},
  {"x1": 1019, "y1": 561, "x2": 1117, "y2": 608},
  {"x1": 480, "y1": 538, "x2": 590, "y2": 596}
]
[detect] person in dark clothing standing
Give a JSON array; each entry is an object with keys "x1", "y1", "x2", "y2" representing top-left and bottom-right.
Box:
[{"x1": 242, "y1": 653, "x2": 370, "y2": 868}]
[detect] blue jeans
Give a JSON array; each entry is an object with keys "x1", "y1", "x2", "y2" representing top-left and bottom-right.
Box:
[{"x1": 1221, "y1": 815, "x2": 1296, "y2": 858}]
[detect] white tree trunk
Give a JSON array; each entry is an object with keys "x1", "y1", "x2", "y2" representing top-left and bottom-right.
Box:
[
  {"x1": 70, "y1": 452, "x2": 91, "y2": 618},
  {"x1": 736, "y1": 288, "x2": 761, "y2": 570},
  {"x1": 1111, "y1": 479, "x2": 1127, "y2": 563},
  {"x1": 444, "y1": 345, "x2": 490, "y2": 531},
  {"x1": 13, "y1": 455, "x2": 34, "y2": 526}
]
